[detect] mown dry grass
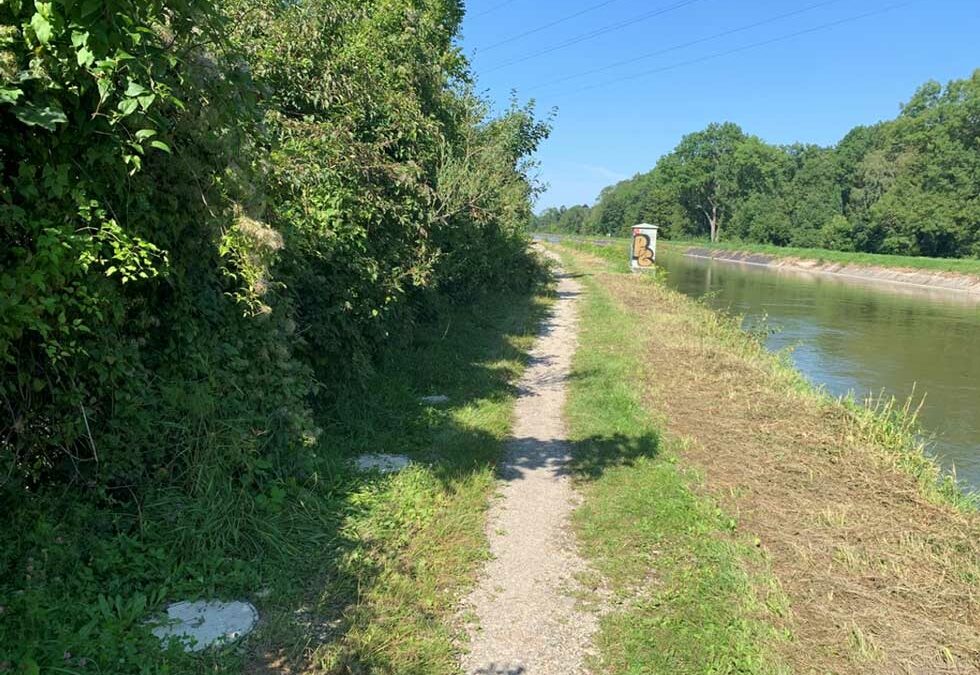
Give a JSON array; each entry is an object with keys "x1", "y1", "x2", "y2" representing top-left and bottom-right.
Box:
[{"x1": 562, "y1": 245, "x2": 980, "y2": 675}]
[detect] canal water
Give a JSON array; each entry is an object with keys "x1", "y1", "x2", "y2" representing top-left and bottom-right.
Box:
[{"x1": 656, "y1": 249, "x2": 980, "y2": 492}]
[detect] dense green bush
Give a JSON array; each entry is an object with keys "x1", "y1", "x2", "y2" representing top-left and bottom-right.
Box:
[
  {"x1": 1, "y1": 0, "x2": 549, "y2": 493},
  {"x1": 537, "y1": 70, "x2": 980, "y2": 259},
  {"x1": 0, "y1": 0, "x2": 549, "y2": 669}
]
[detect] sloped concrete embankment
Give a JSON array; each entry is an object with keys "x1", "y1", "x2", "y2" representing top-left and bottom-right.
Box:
[{"x1": 684, "y1": 247, "x2": 980, "y2": 295}]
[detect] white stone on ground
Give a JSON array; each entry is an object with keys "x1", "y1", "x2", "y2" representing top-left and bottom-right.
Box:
[
  {"x1": 420, "y1": 394, "x2": 450, "y2": 405},
  {"x1": 355, "y1": 453, "x2": 411, "y2": 474},
  {"x1": 151, "y1": 600, "x2": 257, "y2": 652}
]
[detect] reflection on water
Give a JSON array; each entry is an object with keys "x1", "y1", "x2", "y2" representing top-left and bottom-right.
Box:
[{"x1": 657, "y1": 250, "x2": 980, "y2": 491}]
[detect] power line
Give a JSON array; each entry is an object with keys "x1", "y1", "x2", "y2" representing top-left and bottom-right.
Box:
[
  {"x1": 473, "y1": 0, "x2": 520, "y2": 19},
  {"x1": 527, "y1": 0, "x2": 847, "y2": 91},
  {"x1": 483, "y1": 0, "x2": 707, "y2": 73},
  {"x1": 555, "y1": 1, "x2": 915, "y2": 97},
  {"x1": 479, "y1": 0, "x2": 627, "y2": 52}
]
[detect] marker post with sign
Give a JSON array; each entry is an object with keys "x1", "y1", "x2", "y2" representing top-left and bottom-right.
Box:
[{"x1": 629, "y1": 225, "x2": 658, "y2": 271}]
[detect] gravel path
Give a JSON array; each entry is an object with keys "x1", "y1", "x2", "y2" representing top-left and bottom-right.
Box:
[{"x1": 459, "y1": 263, "x2": 597, "y2": 675}]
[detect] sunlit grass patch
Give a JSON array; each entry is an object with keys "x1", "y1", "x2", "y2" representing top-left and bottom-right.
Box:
[
  {"x1": 663, "y1": 239, "x2": 980, "y2": 276},
  {"x1": 558, "y1": 248, "x2": 791, "y2": 675},
  {"x1": 555, "y1": 240, "x2": 980, "y2": 673}
]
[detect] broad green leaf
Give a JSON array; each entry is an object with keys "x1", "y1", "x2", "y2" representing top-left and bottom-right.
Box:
[
  {"x1": 13, "y1": 102, "x2": 67, "y2": 131},
  {"x1": 0, "y1": 87, "x2": 23, "y2": 105},
  {"x1": 135, "y1": 129, "x2": 157, "y2": 140},
  {"x1": 124, "y1": 81, "x2": 147, "y2": 97},
  {"x1": 80, "y1": 0, "x2": 101, "y2": 16},
  {"x1": 30, "y1": 9, "x2": 53, "y2": 45},
  {"x1": 149, "y1": 140, "x2": 171, "y2": 154},
  {"x1": 137, "y1": 93, "x2": 155, "y2": 110},
  {"x1": 118, "y1": 97, "x2": 138, "y2": 116},
  {"x1": 96, "y1": 78, "x2": 110, "y2": 101},
  {"x1": 76, "y1": 46, "x2": 95, "y2": 68}
]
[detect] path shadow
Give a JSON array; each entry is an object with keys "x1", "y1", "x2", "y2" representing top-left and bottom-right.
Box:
[
  {"x1": 474, "y1": 663, "x2": 526, "y2": 674},
  {"x1": 498, "y1": 433, "x2": 660, "y2": 482}
]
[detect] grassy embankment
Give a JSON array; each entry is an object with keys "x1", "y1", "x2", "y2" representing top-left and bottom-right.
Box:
[
  {"x1": 559, "y1": 250, "x2": 792, "y2": 673},
  {"x1": 662, "y1": 238, "x2": 980, "y2": 276},
  {"x1": 554, "y1": 240, "x2": 980, "y2": 674},
  {"x1": 1, "y1": 281, "x2": 550, "y2": 674}
]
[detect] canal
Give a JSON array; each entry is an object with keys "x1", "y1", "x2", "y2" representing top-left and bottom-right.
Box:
[{"x1": 656, "y1": 248, "x2": 980, "y2": 492}]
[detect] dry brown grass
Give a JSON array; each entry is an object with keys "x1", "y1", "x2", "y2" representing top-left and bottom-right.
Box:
[{"x1": 566, "y1": 247, "x2": 980, "y2": 675}]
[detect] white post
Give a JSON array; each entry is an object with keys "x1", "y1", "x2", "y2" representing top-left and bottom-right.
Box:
[{"x1": 629, "y1": 224, "x2": 659, "y2": 271}]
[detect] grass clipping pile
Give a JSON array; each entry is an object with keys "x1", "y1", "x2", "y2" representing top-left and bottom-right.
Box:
[{"x1": 567, "y1": 246, "x2": 980, "y2": 674}]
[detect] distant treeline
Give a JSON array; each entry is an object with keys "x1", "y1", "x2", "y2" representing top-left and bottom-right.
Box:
[{"x1": 536, "y1": 70, "x2": 980, "y2": 259}]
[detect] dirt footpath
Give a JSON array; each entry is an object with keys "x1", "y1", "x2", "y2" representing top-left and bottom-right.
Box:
[{"x1": 459, "y1": 261, "x2": 598, "y2": 675}]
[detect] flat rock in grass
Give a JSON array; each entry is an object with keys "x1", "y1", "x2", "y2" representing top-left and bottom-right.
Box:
[
  {"x1": 420, "y1": 395, "x2": 450, "y2": 405},
  {"x1": 355, "y1": 453, "x2": 411, "y2": 474},
  {"x1": 151, "y1": 600, "x2": 257, "y2": 652}
]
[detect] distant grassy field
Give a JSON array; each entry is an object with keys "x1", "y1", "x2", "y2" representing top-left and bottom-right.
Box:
[{"x1": 663, "y1": 239, "x2": 980, "y2": 275}]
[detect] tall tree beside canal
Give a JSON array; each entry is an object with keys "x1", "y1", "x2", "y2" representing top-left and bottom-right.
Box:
[{"x1": 538, "y1": 70, "x2": 980, "y2": 259}]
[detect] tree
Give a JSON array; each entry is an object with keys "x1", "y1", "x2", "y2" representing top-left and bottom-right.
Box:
[
  {"x1": 543, "y1": 70, "x2": 980, "y2": 259},
  {"x1": 657, "y1": 123, "x2": 747, "y2": 242}
]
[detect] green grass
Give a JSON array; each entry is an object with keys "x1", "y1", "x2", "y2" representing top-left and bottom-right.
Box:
[
  {"x1": 557, "y1": 248, "x2": 791, "y2": 674},
  {"x1": 564, "y1": 239, "x2": 977, "y2": 512},
  {"x1": 663, "y1": 239, "x2": 980, "y2": 275},
  {"x1": 0, "y1": 282, "x2": 551, "y2": 674}
]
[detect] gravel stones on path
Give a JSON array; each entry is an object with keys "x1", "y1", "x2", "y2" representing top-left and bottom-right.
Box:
[{"x1": 459, "y1": 261, "x2": 598, "y2": 675}]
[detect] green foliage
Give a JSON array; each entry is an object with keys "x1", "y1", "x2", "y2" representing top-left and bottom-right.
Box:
[
  {"x1": 1, "y1": 0, "x2": 549, "y2": 670},
  {"x1": 537, "y1": 70, "x2": 980, "y2": 259}
]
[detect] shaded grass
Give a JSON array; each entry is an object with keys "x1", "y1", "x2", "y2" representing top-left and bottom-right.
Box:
[
  {"x1": 247, "y1": 282, "x2": 554, "y2": 674},
  {"x1": 558, "y1": 248, "x2": 791, "y2": 674},
  {"x1": 0, "y1": 277, "x2": 551, "y2": 674}
]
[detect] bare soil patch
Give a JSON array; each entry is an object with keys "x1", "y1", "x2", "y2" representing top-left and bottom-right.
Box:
[{"x1": 572, "y1": 250, "x2": 980, "y2": 675}]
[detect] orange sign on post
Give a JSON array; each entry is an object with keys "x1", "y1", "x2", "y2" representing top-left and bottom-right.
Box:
[{"x1": 630, "y1": 225, "x2": 658, "y2": 271}]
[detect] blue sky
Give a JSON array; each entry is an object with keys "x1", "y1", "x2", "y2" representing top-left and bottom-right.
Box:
[{"x1": 458, "y1": 0, "x2": 980, "y2": 211}]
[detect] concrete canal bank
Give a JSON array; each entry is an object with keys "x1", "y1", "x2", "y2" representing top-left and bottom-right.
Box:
[{"x1": 682, "y1": 246, "x2": 980, "y2": 296}]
